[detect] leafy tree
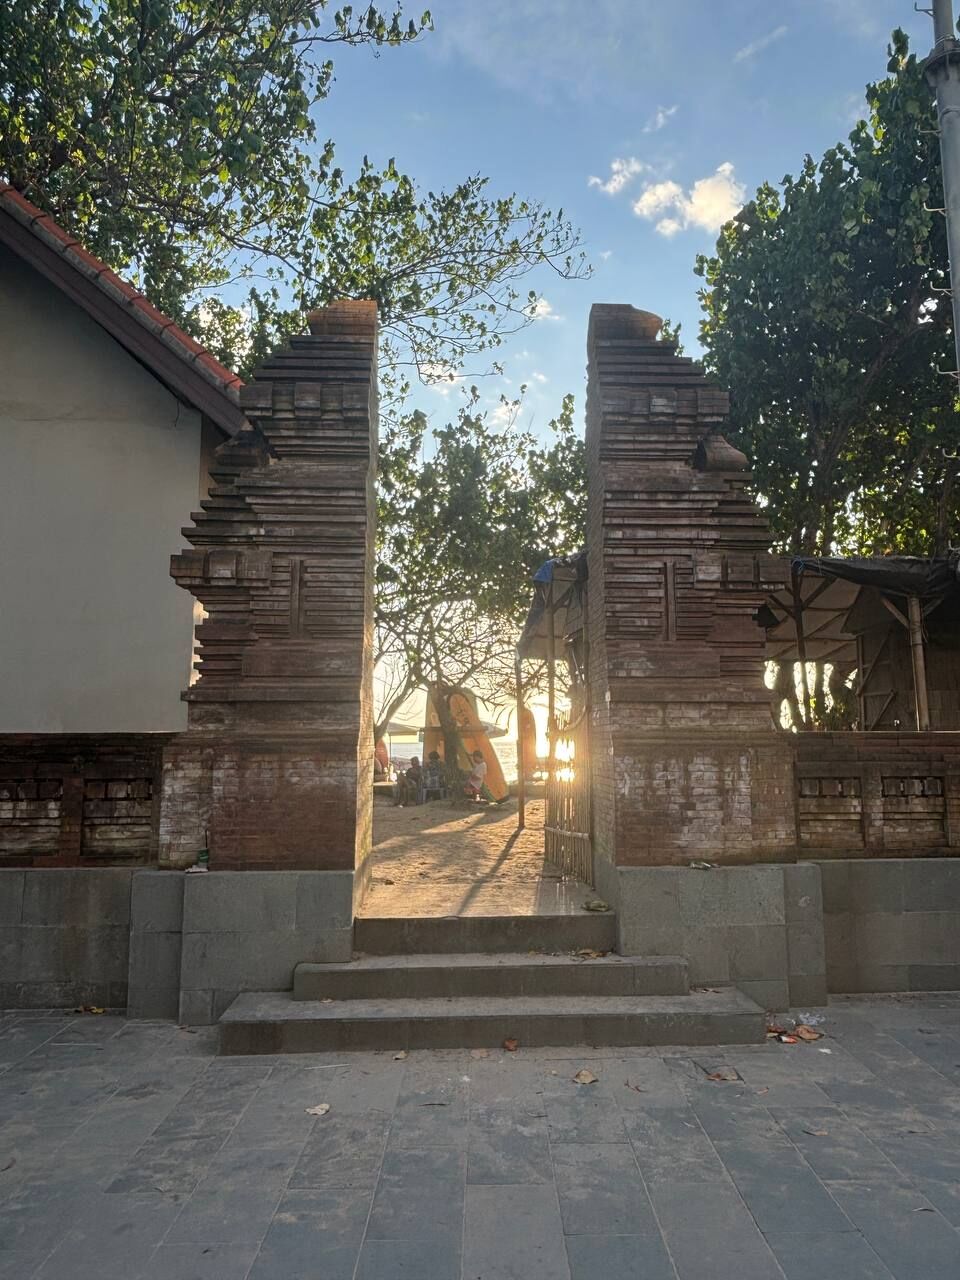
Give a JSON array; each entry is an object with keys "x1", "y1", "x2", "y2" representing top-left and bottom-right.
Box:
[
  {"x1": 374, "y1": 391, "x2": 585, "y2": 757},
  {"x1": 0, "y1": 0, "x2": 588, "y2": 389},
  {"x1": 695, "y1": 28, "x2": 959, "y2": 562}
]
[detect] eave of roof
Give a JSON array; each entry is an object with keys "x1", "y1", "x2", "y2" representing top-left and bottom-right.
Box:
[{"x1": 0, "y1": 184, "x2": 246, "y2": 437}]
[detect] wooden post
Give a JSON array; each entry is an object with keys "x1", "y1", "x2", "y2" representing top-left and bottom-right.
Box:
[
  {"x1": 791, "y1": 565, "x2": 813, "y2": 729},
  {"x1": 515, "y1": 652, "x2": 525, "y2": 832},
  {"x1": 907, "y1": 594, "x2": 931, "y2": 730}
]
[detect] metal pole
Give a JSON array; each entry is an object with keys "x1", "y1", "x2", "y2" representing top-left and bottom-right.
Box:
[
  {"x1": 907, "y1": 595, "x2": 932, "y2": 730},
  {"x1": 926, "y1": 0, "x2": 960, "y2": 377},
  {"x1": 515, "y1": 652, "x2": 525, "y2": 832},
  {"x1": 546, "y1": 580, "x2": 557, "y2": 763}
]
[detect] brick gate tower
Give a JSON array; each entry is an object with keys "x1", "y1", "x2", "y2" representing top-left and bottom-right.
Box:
[{"x1": 585, "y1": 304, "x2": 796, "y2": 918}]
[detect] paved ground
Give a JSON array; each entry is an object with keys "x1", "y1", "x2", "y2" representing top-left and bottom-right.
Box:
[
  {"x1": 363, "y1": 797, "x2": 600, "y2": 918},
  {"x1": 2, "y1": 995, "x2": 960, "y2": 1279}
]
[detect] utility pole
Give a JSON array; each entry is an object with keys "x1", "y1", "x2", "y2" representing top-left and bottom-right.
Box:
[{"x1": 926, "y1": 0, "x2": 960, "y2": 377}]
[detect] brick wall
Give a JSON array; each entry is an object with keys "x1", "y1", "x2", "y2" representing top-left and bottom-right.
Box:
[
  {"x1": 0, "y1": 735, "x2": 167, "y2": 866},
  {"x1": 797, "y1": 732, "x2": 960, "y2": 857},
  {"x1": 585, "y1": 303, "x2": 795, "y2": 868}
]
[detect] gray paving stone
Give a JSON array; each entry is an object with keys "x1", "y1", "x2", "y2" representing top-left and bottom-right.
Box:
[
  {"x1": 622, "y1": 1107, "x2": 727, "y2": 1183},
  {"x1": 464, "y1": 1184, "x2": 571, "y2": 1280},
  {"x1": 291, "y1": 1110, "x2": 390, "y2": 1188},
  {"x1": 726, "y1": 1159, "x2": 853, "y2": 1236},
  {"x1": 564, "y1": 1233, "x2": 677, "y2": 1280},
  {"x1": 665, "y1": 1227, "x2": 786, "y2": 1280},
  {"x1": 467, "y1": 1103, "x2": 552, "y2": 1184},
  {"x1": 553, "y1": 1142, "x2": 658, "y2": 1236},
  {"x1": 545, "y1": 1091, "x2": 627, "y2": 1143},
  {"x1": 247, "y1": 1188, "x2": 371, "y2": 1280},
  {"x1": 366, "y1": 1147, "x2": 465, "y2": 1240},
  {"x1": 140, "y1": 1242, "x2": 263, "y2": 1279},
  {"x1": 647, "y1": 1179, "x2": 756, "y2": 1235},
  {"x1": 764, "y1": 1230, "x2": 895, "y2": 1280},
  {"x1": 770, "y1": 1108, "x2": 897, "y2": 1182},
  {"x1": 826, "y1": 1180, "x2": 960, "y2": 1279},
  {"x1": 34, "y1": 1192, "x2": 181, "y2": 1279},
  {"x1": 355, "y1": 1236, "x2": 461, "y2": 1280}
]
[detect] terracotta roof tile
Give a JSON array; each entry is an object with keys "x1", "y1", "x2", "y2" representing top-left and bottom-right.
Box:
[{"x1": 0, "y1": 183, "x2": 245, "y2": 425}]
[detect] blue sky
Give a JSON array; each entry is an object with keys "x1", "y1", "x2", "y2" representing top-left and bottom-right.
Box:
[{"x1": 320, "y1": 0, "x2": 935, "y2": 440}]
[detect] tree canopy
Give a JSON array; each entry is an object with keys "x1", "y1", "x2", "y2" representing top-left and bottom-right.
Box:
[
  {"x1": 0, "y1": 0, "x2": 588, "y2": 390},
  {"x1": 374, "y1": 391, "x2": 584, "y2": 742},
  {"x1": 696, "y1": 28, "x2": 960, "y2": 559}
]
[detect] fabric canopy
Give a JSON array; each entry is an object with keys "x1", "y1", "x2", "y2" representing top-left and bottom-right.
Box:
[
  {"x1": 517, "y1": 551, "x2": 587, "y2": 659},
  {"x1": 792, "y1": 554, "x2": 960, "y2": 600}
]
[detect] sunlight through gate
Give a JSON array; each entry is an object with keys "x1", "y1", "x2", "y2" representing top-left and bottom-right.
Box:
[{"x1": 544, "y1": 707, "x2": 592, "y2": 885}]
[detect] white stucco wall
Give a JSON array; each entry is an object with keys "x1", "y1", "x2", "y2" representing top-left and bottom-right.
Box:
[{"x1": 0, "y1": 244, "x2": 204, "y2": 731}]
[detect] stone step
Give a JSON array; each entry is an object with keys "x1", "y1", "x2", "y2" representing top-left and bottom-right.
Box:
[
  {"x1": 353, "y1": 912, "x2": 616, "y2": 956},
  {"x1": 293, "y1": 953, "x2": 689, "y2": 1001},
  {"x1": 218, "y1": 988, "x2": 765, "y2": 1055}
]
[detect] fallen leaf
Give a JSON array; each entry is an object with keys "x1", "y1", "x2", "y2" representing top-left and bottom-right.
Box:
[
  {"x1": 706, "y1": 1068, "x2": 741, "y2": 1082},
  {"x1": 766, "y1": 1023, "x2": 787, "y2": 1037},
  {"x1": 778, "y1": 1035, "x2": 799, "y2": 1045},
  {"x1": 583, "y1": 899, "x2": 609, "y2": 912},
  {"x1": 503, "y1": 1037, "x2": 519, "y2": 1052},
  {"x1": 913, "y1": 1207, "x2": 934, "y2": 1213},
  {"x1": 573, "y1": 1069, "x2": 599, "y2": 1085},
  {"x1": 73, "y1": 1005, "x2": 105, "y2": 1015},
  {"x1": 470, "y1": 1049, "x2": 490, "y2": 1059},
  {"x1": 795, "y1": 1025, "x2": 823, "y2": 1042},
  {"x1": 625, "y1": 1081, "x2": 646, "y2": 1093},
  {"x1": 755, "y1": 1088, "x2": 770, "y2": 1096},
  {"x1": 802, "y1": 1129, "x2": 830, "y2": 1137},
  {"x1": 0, "y1": 1158, "x2": 15, "y2": 1173},
  {"x1": 392, "y1": 1050, "x2": 407, "y2": 1060},
  {"x1": 418, "y1": 1102, "x2": 449, "y2": 1107},
  {"x1": 575, "y1": 948, "x2": 605, "y2": 960},
  {"x1": 818, "y1": 1048, "x2": 833, "y2": 1055},
  {"x1": 305, "y1": 1104, "x2": 330, "y2": 1117}
]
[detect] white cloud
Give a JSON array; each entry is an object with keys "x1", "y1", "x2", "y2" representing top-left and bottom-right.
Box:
[
  {"x1": 733, "y1": 24, "x2": 787, "y2": 63},
  {"x1": 643, "y1": 104, "x2": 678, "y2": 133},
  {"x1": 530, "y1": 371, "x2": 548, "y2": 384},
  {"x1": 588, "y1": 157, "x2": 648, "y2": 196},
  {"x1": 529, "y1": 297, "x2": 561, "y2": 321},
  {"x1": 599, "y1": 249, "x2": 613, "y2": 261},
  {"x1": 632, "y1": 162, "x2": 745, "y2": 237}
]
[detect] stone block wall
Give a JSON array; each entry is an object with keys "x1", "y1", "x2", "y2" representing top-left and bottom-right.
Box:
[
  {"x1": 177, "y1": 870, "x2": 353, "y2": 1023},
  {"x1": 819, "y1": 858, "x2": 960, "y2": 993},
  {"x1": 605, "y1": 862, "x2": 827, "y2": 1010},
  {"x1": 1, "y1": 868, "x2": 134, "y2": 1007},
  {"x1": 1, "y1": 867, "x2": 354, "y2": 1023}
]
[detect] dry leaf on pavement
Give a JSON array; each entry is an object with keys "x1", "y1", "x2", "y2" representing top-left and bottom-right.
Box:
[
  {"x1": 573, "y1": 1069, "x2": 599, "y2": 1085},
  {"x1": 503, "y1": 1037, "x2": 519, "y2": 1052},
  {"x1": 470, "y1": 1049, "x2": 490, "y2": 1059},
  {"x1": 795, "y1": 1025, "x2": 823, "y2": 1041},
  {"x1": 706, "y1": 1068, "x2": 741, "y2": 1082},
  {"x1": 305, "y1": 1103, "x2": 331, "y2": 1117}
]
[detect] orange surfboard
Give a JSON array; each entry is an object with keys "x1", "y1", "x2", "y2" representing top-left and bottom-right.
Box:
[{"x1": 424, "y1": 689, "x2": 509, "y2": 802}]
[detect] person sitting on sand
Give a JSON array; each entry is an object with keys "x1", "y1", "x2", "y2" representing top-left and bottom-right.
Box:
[
  {"x1": 422, "y1": 751, "x2": 446, "y2": 800},
  {"x1": 463, "y1": 749, "x2": 488, "y2": 802},
  {"x1": 394, "y1": 756, "x2": 423, "y2": 806}
]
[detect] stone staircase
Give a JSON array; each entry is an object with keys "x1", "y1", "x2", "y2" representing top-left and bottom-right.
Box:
[{"x1": 218, "y1": 912, "x2": 766, "y2": 1054}]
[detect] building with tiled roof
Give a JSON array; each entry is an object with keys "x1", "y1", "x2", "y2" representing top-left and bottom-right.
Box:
[{"x1": 0, "y1": 186, "x2": 248, "y2": 733}]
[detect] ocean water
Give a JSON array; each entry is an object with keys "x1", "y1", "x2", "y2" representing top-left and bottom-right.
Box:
[{"x1": 388, "y1": 736, "x2": 522, "y2": 783}]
